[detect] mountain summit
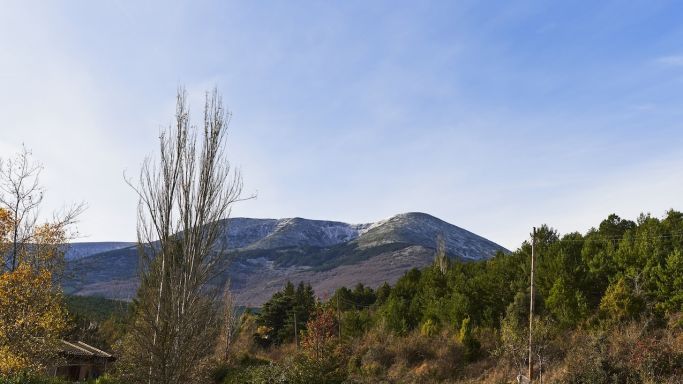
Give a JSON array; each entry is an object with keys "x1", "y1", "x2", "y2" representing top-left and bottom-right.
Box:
[{"x1": 64, "y1": 212, "x2": 508, "y2": 306}]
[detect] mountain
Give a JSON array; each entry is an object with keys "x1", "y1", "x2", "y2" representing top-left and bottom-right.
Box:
[
  {"x1": 63, "y1": 212, "x2": 508, "y2": 306},
  {"x1": 217, "y1": 217, "x2": 369, "y2": 250},
  {"x1": 65, "y1": 242, "x2": 136, "y2": 261}
]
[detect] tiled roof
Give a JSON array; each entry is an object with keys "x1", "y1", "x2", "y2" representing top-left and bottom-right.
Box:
[{"x1": 58, "y1": 340, "x2": 114, "y2": 359}]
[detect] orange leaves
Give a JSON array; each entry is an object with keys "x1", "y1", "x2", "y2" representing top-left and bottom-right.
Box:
[{"x1": 301, "y1": 307, "x2": 337, "y2": 361}]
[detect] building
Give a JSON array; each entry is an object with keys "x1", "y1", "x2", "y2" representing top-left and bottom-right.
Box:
[{"x1": 53, "y1": 340, "x2": 116, "y2": 381}]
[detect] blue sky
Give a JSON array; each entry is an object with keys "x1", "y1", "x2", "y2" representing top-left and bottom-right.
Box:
[{"x1": 1, "y1": 1, "x2": 683, "y2": 249}]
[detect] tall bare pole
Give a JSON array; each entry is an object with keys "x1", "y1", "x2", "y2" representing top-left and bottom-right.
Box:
[
  {"x1": 528, "y1": 227, "x2": 536, "y2": 381},
  {"x1": 294, "y1": 312, "x2": 299, "y2": 349},
  {"x1": 337, "y1": 295, "x2": 342, "y2": 341}
]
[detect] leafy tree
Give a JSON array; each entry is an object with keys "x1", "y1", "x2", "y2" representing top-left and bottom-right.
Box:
[
  {"x1": 382, "y1": 294, "x2": 411, "y2": 335},
  {"x1": 330, "y1": 283, "x2": 375, "y2": 312},
  {"x1": 581, "y1": 233, "x2": 617, "y2": 307},
  {"x1": 382, "y1": 269, "x2": 421, "y2": 334},
  {"x1": 256, "y1": 281, "x2": 315, "y2": 346},
  {"x1": 65, "y1": 296, "x2": 130, "y2": 351},
  {"x1": 598, "y1": 214, "x2": 636, "y2": 240},
  {"x1": 0, "y1": 148, "x2": 83, "y2": 377},
  {"x1": 256, "y1": 283, "x2": 294, "y2": 346},
  {"x1": 329, "y1": 286, "x2": 354, "y2": 311},
  {"x1": 301, "y1": 306, "x2": 337, "y2": 361},
  {"x1": 351, "y1": 283, "x2": 376, "y2": 308},
  {"x1": 291, "y1": 282, "x2": 316, "y2": 342},
  {"x1": 655, "y1": 249, "x2": 683, "y2": 313},
  {"x1": 497, "y1": 296, "x2": 528, "y2": 374},
  {"x1": 458, "y1": 316, "x2": 480, "y2": 362},
  {"x1": 599, "y1": 276, "x2": 645, "y2": 322},
  {"x1": 417, "y1": 266, "x2": 449, "y2": 326},
  {"x1": 375, "y1": 282, "x2": 391, "y2": 305},
  {"x1": 0, "y1": 264, "x2": 67, "y2": 375},
  {"x1": 342, "y1": 309, "x2": 373, "y2": 338},
  {"x1": 545, "y1": 276, "x2": 588, "y2": 328}
]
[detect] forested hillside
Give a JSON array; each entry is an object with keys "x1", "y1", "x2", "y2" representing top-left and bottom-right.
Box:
[
  {"x1": 216, "y1": 210, "x2": 683, "y2": 383},
  {"x1": 64, "y1": 212, "x2": 508, "y2": 306}
]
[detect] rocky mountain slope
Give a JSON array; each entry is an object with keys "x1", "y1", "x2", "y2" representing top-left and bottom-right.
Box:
[
  {"x1": 65, "y1": 242, "x2": 136, "y2": 260},
  {"x1": 64, "y1": 212, "x2": 508, "y2": 306}
]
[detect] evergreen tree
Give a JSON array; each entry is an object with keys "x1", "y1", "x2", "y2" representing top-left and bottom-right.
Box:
[{"x1": 256, "y1": 281, "x2": 316, "y2": 346}]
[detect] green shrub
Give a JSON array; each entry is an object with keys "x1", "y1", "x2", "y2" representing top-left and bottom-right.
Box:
[
  {"x1": 222, "y1": 363, "x2": 286, "y2": 384},
  {"x1": 217, "y1": 353, "x2": 279, "y2": 384},
  {"x1": 89, "y1": 374, "x2": 121, "y2": 384},
  {"x1": 458, "y1": 317, "x2": 481, "y2": 362},
  {"x1": 285, "y1": 354, "x2": 346, "y2": 384},
  {"x1": 420, "y1": 319, "x2": 439, "y2": 337}
]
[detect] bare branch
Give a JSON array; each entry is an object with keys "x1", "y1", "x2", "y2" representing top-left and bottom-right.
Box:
[{"x1": 122, "y1": 87, "x2": 244, "y2": 384}]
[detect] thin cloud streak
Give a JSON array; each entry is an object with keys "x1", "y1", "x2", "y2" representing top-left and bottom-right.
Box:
[{"x1": 654, "y1": 55, "x2": 683, "y2": 67}]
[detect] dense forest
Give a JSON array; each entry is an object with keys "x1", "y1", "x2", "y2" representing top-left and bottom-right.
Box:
[{"x1": 55, "y1": 210, "x2": 683, "y2": 383}]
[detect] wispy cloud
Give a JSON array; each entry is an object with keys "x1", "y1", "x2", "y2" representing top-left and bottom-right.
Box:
[{"x1": 654, "y1": 55, "x2": 683, "y2": 67}]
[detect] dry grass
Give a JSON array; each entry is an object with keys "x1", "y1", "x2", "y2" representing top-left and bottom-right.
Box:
[{"x1": 221, "y1": 314, "x2": 683, "y2": 383}]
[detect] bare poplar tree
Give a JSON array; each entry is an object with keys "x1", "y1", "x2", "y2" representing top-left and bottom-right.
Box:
[
  {"x1": 0, "y1": 147, "x2": 44, "y2": 272},
  {"x1": 122, "y1": 88, "x2": 243, "y2": 384},
  {"x1": 434, "y1": 233, "x2": 448, "y2": 274},
  {"x1": 219, "y1": 285, "x2": 241, "y2": 362}
]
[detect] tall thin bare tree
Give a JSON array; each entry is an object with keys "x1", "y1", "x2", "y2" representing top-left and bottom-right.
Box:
[
  {"x1": 0, "y1": 146, "x2": 84, "y2": 275},
  {"x1": 0, "y1": 147, "x2": 43, "y2": 272},
  {"x1": 434, "y1": 233, "x2": 448, "y2": 274},
  {"x1": 219, "y1": 284, "x2": 241, "y2": 362},
  {"x1": 123, "y1": 88, "x2": 243, "y2": 384}
]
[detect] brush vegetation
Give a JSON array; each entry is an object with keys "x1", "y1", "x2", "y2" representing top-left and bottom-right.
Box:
[{"x1": 204, "y1": 210, "x2": 683, "y2": 384}]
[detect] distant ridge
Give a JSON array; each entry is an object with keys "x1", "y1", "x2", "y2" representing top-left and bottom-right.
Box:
[
  {"x1": 64, "y1": 212, "x2": 508, "y2": 306},
  {"x1": 65, "y1": 242, "x2": 136, "y2": 261}
]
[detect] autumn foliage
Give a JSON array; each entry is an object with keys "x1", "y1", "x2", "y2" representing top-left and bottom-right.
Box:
[
  {"x1": 0, "y1": 204, "x2": 70, "y2": 376},
  {"x1": 0, "y1": 148, "x2": 83, "y2": 379},
  {"x1": 301, "y1": 306, "x2": 337, "y2": 361},
  {"x1": 0, "y1": 264, "x2": 66, "y2": 375}
]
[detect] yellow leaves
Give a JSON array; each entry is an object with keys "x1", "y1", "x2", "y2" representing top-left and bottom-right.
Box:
[
  {"x1": 0, "y1": 345, "x2": 30, "y2": 375},
  {"x1": 33, "y1": 223, "x2": 66, "y2": 246},
  {"x1": 0, "y1": 207, "x2": 68, "y2": 273},
  {"x1": 0, "y1": 208, "x2": 11, "y2": 257},
  {"x1": 256, "y1": 325, "x2": 273, "y2": 339},
  {"x1": 0, "y1": 264, "x2": 66, "y2": 376},
  {"x1": 31, "y1": 223, "x2": 67, "y2": 273},
  {"x1": 0, "y1": 148, "x2": 79, "y2": 377},
  {"x1": 0, "y1": 208, "x2": 11, "y2": 240}
]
